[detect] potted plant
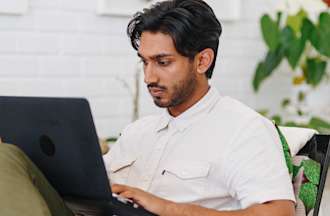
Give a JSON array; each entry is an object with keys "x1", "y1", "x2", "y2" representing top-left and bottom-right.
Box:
[{"x1": 253, "y1": 0, "x2": 330, "y2": 133}]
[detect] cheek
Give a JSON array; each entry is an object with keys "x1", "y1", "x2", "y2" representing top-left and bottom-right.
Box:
[
  {"x1": 156, "y1": 67, "x2": 176, "y2": 85},
  {"x1": 160, "y1": 64, "x2": 187, "y2": 83}
]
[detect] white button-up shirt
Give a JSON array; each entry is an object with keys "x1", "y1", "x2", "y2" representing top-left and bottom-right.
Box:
[{"x1": 103, "y1": 87, "x2": 295, "y2": 210}]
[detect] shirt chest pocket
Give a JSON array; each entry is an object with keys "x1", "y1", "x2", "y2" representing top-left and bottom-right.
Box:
[
  {"x1": 109, "y1": 156, "x2": 136, "y2": 184},
  {"x1": 165, "y1": 160, "x2": 210, "y2": 179},
  {"x1": 159, "y1": 160, "x2": 211, "y2": 199}
]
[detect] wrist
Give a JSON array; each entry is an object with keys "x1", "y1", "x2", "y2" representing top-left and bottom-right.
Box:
[{"x1": 162, "y1": 201, "x2": 188, "y2": 216}]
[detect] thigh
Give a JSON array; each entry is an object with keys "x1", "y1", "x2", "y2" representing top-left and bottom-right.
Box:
[{"x1": 0, "y1": 144, "x2": 74, "y2": 216}]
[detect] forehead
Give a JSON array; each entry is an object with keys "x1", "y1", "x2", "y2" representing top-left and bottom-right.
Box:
[{"x1": 138, "y1": 31, "x2": 179, "y2": 57}]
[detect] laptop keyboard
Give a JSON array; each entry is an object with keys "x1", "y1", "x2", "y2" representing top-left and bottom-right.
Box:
[{"x1": 112, "y1": 193, "x2": 140, "y2": 209}]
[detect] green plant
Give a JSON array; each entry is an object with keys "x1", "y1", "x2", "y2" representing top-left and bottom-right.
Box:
[
  {"x1": 253, "y1": 5, "x2": 330, "y2": 133},
  {"x1": 254, "y1": 11, "x2": 330, "y2": 91}
]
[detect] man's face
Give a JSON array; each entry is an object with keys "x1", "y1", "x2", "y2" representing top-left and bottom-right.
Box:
[{"x1": 138, "y1": 31, "x2": 198, "y2": 108}]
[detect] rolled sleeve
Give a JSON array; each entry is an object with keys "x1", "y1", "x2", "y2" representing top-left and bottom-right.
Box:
[{"x1": 223, "y1": 117, "x2": 296, "y2": 209}]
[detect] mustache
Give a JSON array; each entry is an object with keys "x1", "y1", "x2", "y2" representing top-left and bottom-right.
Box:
[{"x1": 147, "y1": 83, "x2": 166, "y2": 90}]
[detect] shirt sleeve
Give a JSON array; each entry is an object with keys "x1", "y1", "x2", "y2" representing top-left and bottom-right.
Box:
[
  {"x1": 222, "y1": 116, "x2": 296, "y2": 209},
  {"x1": 102, "y1": 123, "x2": 133, "y2": 179}
]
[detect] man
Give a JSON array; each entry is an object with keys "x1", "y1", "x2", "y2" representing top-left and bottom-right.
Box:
[
  {"x1": 103, "y1": 0, "x2": 295, "y2": 215},
  {"x1": 0, "y1": 0, "x2": 295, "y2": 216}
]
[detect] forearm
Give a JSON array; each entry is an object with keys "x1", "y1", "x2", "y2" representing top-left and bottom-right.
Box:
[
  {"x1": 163, "y1": 202, "x2": 242, "y2": 216},
  {"x1": 111, "y1": 184, "x2": 295, "y2": 216},
  {"x1": 163, "y1": 200, "x2": 295, "y2": 216}
]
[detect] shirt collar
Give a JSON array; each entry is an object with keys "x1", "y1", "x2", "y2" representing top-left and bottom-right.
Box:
[{"x1": 155, "y1": 86, "x2": 221, "y2": 132}]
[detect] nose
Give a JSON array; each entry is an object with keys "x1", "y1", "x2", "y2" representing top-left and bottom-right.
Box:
[{"x1": 143, "y1": 63, "x2": 158, "y2": 85}]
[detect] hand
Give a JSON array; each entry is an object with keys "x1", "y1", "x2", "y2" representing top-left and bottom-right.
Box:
[
  {"x1": 0, "y1": 137, "x2": 2, "y2": 144},
  {"x1": 99, "y1": 138, "x2": 110, "y2": 155},
  {"x1": 112, "y1": 184, "x2": 173, "y2": 215}
]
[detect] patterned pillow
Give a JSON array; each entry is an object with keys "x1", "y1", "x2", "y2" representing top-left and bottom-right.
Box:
[{"x1": 275, "y1": 125, "x2": 321, "y2": 216}]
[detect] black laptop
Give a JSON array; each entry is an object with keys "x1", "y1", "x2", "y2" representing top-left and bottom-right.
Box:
[{"x1": 0, "y1": 96, "x2": 155, "y2": 216}]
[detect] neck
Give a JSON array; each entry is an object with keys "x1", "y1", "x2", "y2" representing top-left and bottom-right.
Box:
[{"x1": 168, "y1": 82, "x2": 210, "y2": 117}]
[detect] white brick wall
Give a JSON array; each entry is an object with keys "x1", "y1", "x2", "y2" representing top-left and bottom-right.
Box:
[{"x1": 0, "y1": 0, "x2": 328, "y2": 138}]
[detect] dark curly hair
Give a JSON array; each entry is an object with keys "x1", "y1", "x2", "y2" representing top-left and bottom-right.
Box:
[{"x1": 127, "y1": 0, "x2": 222, "y2": 79}]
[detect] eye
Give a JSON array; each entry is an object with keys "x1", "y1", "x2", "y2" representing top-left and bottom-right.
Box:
[{"x1": 158, "y1": 60, "x2": 171, "y2": 66}]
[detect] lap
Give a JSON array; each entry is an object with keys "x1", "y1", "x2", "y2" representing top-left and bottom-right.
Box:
[{"x1": 0, "y1": 143, "x2": 73, "y2": 216}]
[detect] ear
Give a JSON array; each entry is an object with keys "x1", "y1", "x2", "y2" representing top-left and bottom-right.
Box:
[{"x1": 195, "y1": 48, "x2": 215, "y2": 75}]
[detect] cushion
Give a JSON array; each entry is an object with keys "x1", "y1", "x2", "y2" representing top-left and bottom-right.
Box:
[{"x1": 279, "y1": 126, "x2": 318, "y2": 156}]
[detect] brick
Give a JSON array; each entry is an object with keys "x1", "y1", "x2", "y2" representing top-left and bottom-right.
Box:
[
  {"x1": 59, "y1": 0, "x2": 95, "y2": 12},
  {"x1": 221, "y1": 21, "x2": 261, "y2": 40},
  {"x1": 78, "y1": 14, "x2": 128, "y2": 35},
  {"x1": 0, "y1": 0, "x2": 29, "y2": 15},
  {"x1": 62, "y1": 78, "x2": 110, "y2": 97},
  {"x1": 84, "y1": 56, "x2": 119, "y2": 77},
  {"x1": 219, "y1": 38, "x2": 266, "y2": 58},
  {"x1": 0, "y1": 78, "x2": 66, "y2": 96},
  {"x1": 30, "y1": 0, "x2": 60, "y2": 9},
  {"x1": 93, "y1": 116, "x2": 131, "y2": 138},
  {"x1": 60, "y1": 34, "x2": 104, "y2": 55},
  {"x1": 89, "y1": 97, "x2": 132, "y2": 118},
  {"x1": 16, "y1": 32, "x2": 59, "y2": 54},
  {"x1": 215, "y1": 57, "x2": 259, "y2": 77},
  {"x1": 84, "y1": 56, "x2": 138, "y2": 77},
  {"x1": 0, "y1": 13, "x2": 35, "y2": 30},
  {"x1": 101, "y1": 35, "x2": 135, "y2": 56},
  {"x1": 101, "y1": 78, "x2": 132, "y2": 97},
  {"x1": 34, "y1": 10, "x2": 79, "y2": 32},
  {"x1": 38, "y1": 56, "x2": 82, "y2": 77},
  {"x1": 0, "y1": 32, "x2": 17, "y2": 53},
  {"x1": 0, "y1": 56, "x2": 37, "y2": 76},
  {"x1": 241, "y1": 0, "x2": 276, "y2": 21},
  {"x1": 0, "y1": 79, "x2": 22, "y2": 95},
  {"x1": 18, "y1": 79, "x2": 66, "y2": 96}
]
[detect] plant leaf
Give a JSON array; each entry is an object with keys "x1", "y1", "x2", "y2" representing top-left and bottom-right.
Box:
[
  {"x1": 318, "y1": 12, "x2": 330, "y2": 57},
  {"x1": 280, "y1": 27, "x2": 295, "y2": 50},
  {"x1": 298, "y1": 91, "x2": 306, "y2": 102},
  {"x1": 281, "y1": 98, "x2": 291, "y2": 108},
  {"x1": 286, "y1": 9, "x2": 308, "y2": 34},
  {"x1": 301, "y1": 18, "x2": 315, "y2": 42},
  {"x1": 308, "y1": 12, "x2": 330, "y2": 57},
  {"x1": 293, "y1": 76, "x2": 305, "y2": 85},
  {"x1": 309, "y1": 117, "x2": 330, "y2": 133},
  {"x1": 302, "y1": 159, "x2": 321, "y2": 185},
  {"x1": 287, "y1": 38, "x2": 306, "y2": 69},
  {"x1": 271, "y1": 115, "x2": 282, "y2": 125},
  {"x1": 258, "y1": 109, "x2": 269, "y2": 116},
  {"x1": 253, "y1": 63, "x2": 267, "y2": 91},
  {"x1": 253, "y1": 46, "x2": 285, "y2": 91},
  {"x1": 299, "y1": 183, "x2": 318, "y2": 211},
  {"x1": 261, "y1": 14, "x2": 280, "y2": 51},
  {"x1": 305, "y1": 58, "x2": 327, "y2": 86},
  {"x1": 281, "y1": 26, "x2": 306, "y2": 69}
]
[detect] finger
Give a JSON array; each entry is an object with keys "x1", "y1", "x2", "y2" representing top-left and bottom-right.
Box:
[
  {"x1": 0, "y1": 137, "x2": 2, "y2": 144},
  {"x1": 119, "y1": 191, "x2": 135, "y2": 200},
  {"x1": 119, "y1": 190, "x2": 147, "y2": 209},
  {"x1": 112, "y1": 184, "x2": 130, "y2": 194}
]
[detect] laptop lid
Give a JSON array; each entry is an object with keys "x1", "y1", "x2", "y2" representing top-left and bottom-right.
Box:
[
  {"x1": 316, "y1": 136, "x2": 330, "y2": 216},
  {"x1": 0, "y1": 96, "x2": 112, "y2": 201}
]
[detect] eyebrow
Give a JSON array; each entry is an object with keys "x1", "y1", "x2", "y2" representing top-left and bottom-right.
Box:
[{"x1": 137, "y1": 52, "x2": 173, "y2": 60}]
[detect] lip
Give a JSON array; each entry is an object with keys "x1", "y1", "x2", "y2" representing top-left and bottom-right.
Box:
[{"x1": 149, "y1": 87, "x2": 164, "y2": 97}]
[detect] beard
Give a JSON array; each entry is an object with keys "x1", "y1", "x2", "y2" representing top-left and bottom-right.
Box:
[{"x1": 149, "y1": 68, "x2": 198, "y2": 108}]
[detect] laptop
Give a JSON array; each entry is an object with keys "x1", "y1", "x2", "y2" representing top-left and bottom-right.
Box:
[
  {"x1": 0, "y1": 96, "x2": 156, "y2": 216},
  {"x1": 316, "y1": 136, "x2": 330, "y2": 216}
]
